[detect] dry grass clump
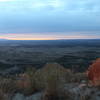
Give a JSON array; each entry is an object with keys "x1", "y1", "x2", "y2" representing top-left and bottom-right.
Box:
[
  {"x1": 34, "y1": 63, "x2": 73, "y2": 90},
  {"x1": 0, "y1": 90, "x2": 5, "y2": 100},
  {"x1": 0, "y1": 78, "x2": 16, "y2": 94},
  {"x1": 25, "y1": 67, "x2": 36, "y2": 77},
  {"x1": 42, "y1": 74, "x2": 72, "y2": 100},
  {"x1": 24, "y1": 67, "x2": 36, "y2": 88},
  {"x1": 0, "y1": 67, "x2": 37, "y2": 99},
  {"x1": 0, "y1": 77, "x2": 16, "y2": 100},
  {"x1": 71, "y1": 72, "x2": 88, "y2": 83},
  {"x1": 15, "y1": 67, "x2": 37, "y2": 95}
]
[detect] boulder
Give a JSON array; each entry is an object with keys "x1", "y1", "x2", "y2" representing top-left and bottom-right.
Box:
[{"x1": 12, "y1": 92, "x2": 42, "y2": 100}]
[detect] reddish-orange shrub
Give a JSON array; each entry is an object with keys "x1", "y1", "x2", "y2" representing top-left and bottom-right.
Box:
[{"x1": 87, "y1": 58, "x2": 100, "y2": 86}]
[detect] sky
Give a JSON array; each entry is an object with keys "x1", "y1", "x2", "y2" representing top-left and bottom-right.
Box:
[{"x1": 0, "y1": 0, "x2": 100, "y2": 40}]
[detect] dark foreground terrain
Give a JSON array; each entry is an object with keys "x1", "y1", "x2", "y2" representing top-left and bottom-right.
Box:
[{"x1": 0, "y1": 63, "x2": 100, "y2": 100}]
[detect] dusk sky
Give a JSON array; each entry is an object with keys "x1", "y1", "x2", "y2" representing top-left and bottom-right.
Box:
[{"x1": 0, "y1": 0, "x2": 100, "y2": 40}]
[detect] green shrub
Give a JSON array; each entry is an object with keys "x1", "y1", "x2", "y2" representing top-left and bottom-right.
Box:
[{"x1": 34, "y1": 63, "x2": 73, "y2": 90}]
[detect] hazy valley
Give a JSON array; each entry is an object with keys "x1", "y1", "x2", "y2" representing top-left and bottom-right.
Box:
[{"x1": 0, "y1": 39, "x2": 100, "y2": 74}]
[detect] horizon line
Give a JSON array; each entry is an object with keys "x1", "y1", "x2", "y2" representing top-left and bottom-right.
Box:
[{"x1": 0, "y1": 38, "x2": 100, "y2": 41}]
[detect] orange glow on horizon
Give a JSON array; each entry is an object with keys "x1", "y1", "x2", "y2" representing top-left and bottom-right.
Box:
[{"x1": 0, "y1": 33, "x2": 100, "y2": 40}]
